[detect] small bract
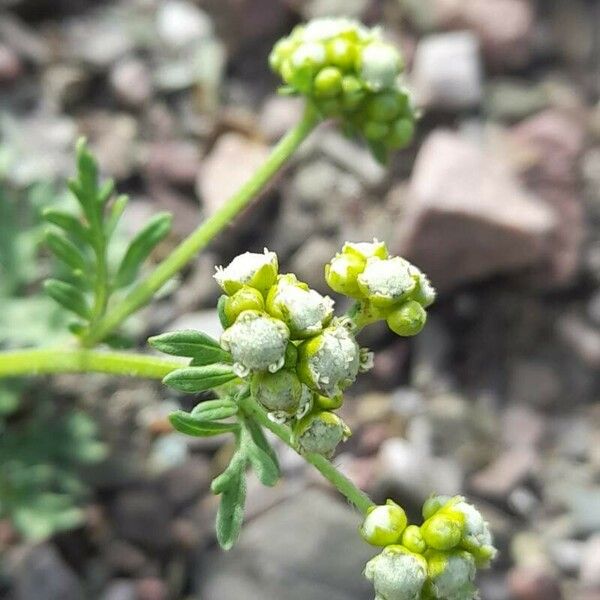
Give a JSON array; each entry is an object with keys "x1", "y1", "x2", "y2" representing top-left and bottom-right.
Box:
[
  {"x1": 296, "y1": 322, "x2": 361, "y2": 397},
  {"x1": 220, "y1": 310, "x2": 289, "y2": 377},
  {"x1": 364, "y1": 545, "x2": 428, "y2": 600},
  {"x1": 357, "y1": 256, "x2": 417, "y2": 308},
  {"x1": 214, "y1": 249, "x2": 278, "y2": 295},
  {"x1": 266, "y1": 274, "x2": 334, "y2": 339},
  {"x1": 360, "y1": 500, "x2": 408, "y2": 547}
]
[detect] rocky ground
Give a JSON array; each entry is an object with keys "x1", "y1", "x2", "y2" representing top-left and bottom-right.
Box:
[{"x1": 1, "y1": 0, "x2": 600, "y2": 599}]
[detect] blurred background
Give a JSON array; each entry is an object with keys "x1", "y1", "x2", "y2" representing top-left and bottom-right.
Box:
[{"x1": 0, "y1": 0, "x2": 599, "y2": 599}]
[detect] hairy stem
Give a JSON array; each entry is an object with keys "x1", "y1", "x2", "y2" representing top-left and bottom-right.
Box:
[
  {"x1": 0, "y1": 347, "x2": 374, "y2": 515},
  {"x1": 0, "y1": 348, "x2": 182, "y2": 379},
  {"x1": 82, "y1": 107, "x2": 321, "y2": 347},
  {"x1": 238, "y1": 393, "x2": 375, "y2": 515}
]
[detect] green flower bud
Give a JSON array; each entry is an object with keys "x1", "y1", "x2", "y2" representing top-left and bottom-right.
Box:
[
  {"x1": 326, "y1": 37, "x2": 357, "y2": 70},
  {"x1": 251, "y1": 369, "x2": 303, "y2": 415},
  {"x1": 386, "y1": 118, "x2": 414, "y2": 149},
  {"x1": 386, "y1": 300, "x2": 427, "y2": 337},
  {"x1": 345, "y1": 239, "x2": 389, "y2": 261},
  {"x1": 266, "y1": 274, "x2": 334, "y2": 339},
  {"x1": 284, "y1": 342, "x2": 299, "y2": 369},
  {"x1": 214, "y1": 249, "x2": 278, "y2": 296},
  {"x1": 363, "y1": 120, "x2": 390, "y2": 141},
  {"x1": 425, "y1": 550, "x2": 477, "y2": 600},
  {"x1": 360, "y1": 500, "x2": 408, "y2": 547},
  {"x1": 294, "y1": 410, "x2": 350, "y2": 457},
  {"x1": 220, "y1": 310, "x2": 289, "y2": 377},
  {"x1": 402, "y1": 525, "x2": 427, "y2": 555},
  {"x1": 357, "y1": 257, "x2": 417, "y2": 308},
  {"x1": 359, "y1": 42, "x2": 403, "y2": 91},
  {"x1": 314, "y1": 66, "x2": 343, "y2": 98},
  {"x1": 296, "y1": 322, "x2": 361, "y2": 397},
  {"x1": 421, "y1": 510, "x2": 465, "y2": 551},
  {"x1": 422, "y1": 495, "x2": 452, "y2": 521},
  {"x1": 325, "y1": 252, "x2": 365, "y2": 297},
  {"x1": 223, "y1": 286, "x2": 265, "y2": 324},
  {"x1": 366, "y1": 91, "x2": 405, "y2": 121},
  {"x1": 364, "y1": 545, "x2": 428, "y2": 600}
]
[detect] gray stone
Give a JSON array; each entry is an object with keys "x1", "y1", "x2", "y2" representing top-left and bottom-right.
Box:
[
  {"x1": 100, "y1": 580, "x2": 137, "y2": 600},
  {"x1": 508, "y1": 359, "x2": 563, "y2": 408},
  {"x1": 288, "y1": 237, "x2": 339, "y2": 293},
  {"x1": 156, "y1": 1, "x2": 213, "y2": 49},
  {"x1": 195, "y1": 489, "x2": 373, "y2": 600},
  {"x1": 259, "y1": 95, "x2": 304, "y2": 142},
  {"x1": 393, "y1": 130, "x2": 556, "y2": 291},
  {"x1": 484, "y1": 79, "x2": 549, "y2": 122},
  {"x1": 144, "y1": 140, "x2": 201, "y2": 186},
  {"x1": 0, "y1": 43, "x2": 22, "y2": 83},
  {"x1": 580, "y1": 535, "x2": 600, "y2": 587},
  {"x1": 15, "y1": 544, "x2": 83, "y2": 600},
  {"x1": 160, "y1": 456, "x2": 211, "y2": 510},
  {"x1": 507, "y1": 566, "x2": 562, "y2": 600},
  {"x1": 168, "y1": 310, "x2": 223, "y2": 341},
  {"x1": 557, "y1": 315, "x2": 600, "y2": 369},
  {"x1": 110, "y1": 58, "x2": 153, "y2": 108},
  {"x1": 412, "y1": 31, "x2": 483, "y2": 110},
  {"x1": 197, "y1": 133, "x2": 269, "y2": 215}
]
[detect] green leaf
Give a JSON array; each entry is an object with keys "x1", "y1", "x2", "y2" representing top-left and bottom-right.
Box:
[
  {"x1": 98, "y1": 179, "x2": 115, "y2": 206},
  {"x1": 115, "y1": 212, "x2": 172, "y2": 288},
  {"x1": 45, "y1": 231, "x2": 87, "y2": 272},
  {"x1": 149, "y1": 329, "x2": 231, "y2": 365},
  {"x1": 75, "y1": 137, "x2": 98, "y2": 198},
  {"x1": 242, "y1": 419, "x2": 280, "y2": 487},
  {"x1": 217, "y1": 295, "x2": 231, "y2": 329},
  {"x1": 191, "y1": 398, "x2": 239, "y2": 421},
  {"x1": 105, "y1": 194, "x2": 128, "y2": 239},
  {"x1": 211, "y1": 451, "x2": 246, "y2": 494},
  {"x1": 163, "y1": 364, "x2": 237, "y2": 393},
  {"x1": 216, "y1": 472, "x2": 246, "y2": 550},
  {"x1": 42, "y1": 208, "x2": 89, "y2": 243},
  {"x1": 169, "y1": 410, "x2": 239, "y2": 437},
  {"x1": 44, "y1": 279, "x2": 91, "y2": 319}
]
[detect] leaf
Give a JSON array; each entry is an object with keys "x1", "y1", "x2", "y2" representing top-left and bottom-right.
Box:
[
  {"x1": 115, "y1": 212, "x2": 172, "y2": 288},
  {"x1": 217, "y1": 294, "x2": 231, "y2": 329},
  {"x1": 211, "y1": 451, "x2": 246, "y2": 494},
  {"x1": 45, "y1": 231, "x2": 87, "y2": 272},
  {"x1": 163, "y1": 364, "x2": 237, "y2": 393},
  {"x1": 97, "y1": 179, "x2": 115, "y2": 206},
  {"x1": 169, "y1": 410, "x2": 239, "y2": 437},
  {"x1": 42, "y1": 209, "x2": 89, "y2": 243},
  {"x1": 149, "y1": 329, "x2": 231, "y2": 365},
  {"x1": 105, "y1": 194, "x2": 128, "y2": 239},
  {"x1": 44, "y1": 279, "x2": 91, "y2": 319},
  {"x1": 75, "y1": 137, "x2": 98, "y2": 198},
  {"x1": 216, "y1": 472, "x2": 246, "y2": 550},
  {"x1": 191, "y1": 398, "x2": 239, "y2": 421},
  {"x1": 242, "y1": 420, "x2": 280, "y2": 487}
]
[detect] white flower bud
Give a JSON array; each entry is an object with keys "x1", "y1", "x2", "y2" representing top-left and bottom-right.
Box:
[
  {"x1": 409, "y1": 265, "x2": 436, "y2": 308},
  {"x1": 364, "y1": 545, "x2": 428, "y2": 600},
  {"x1": 266, "y1": 274, "x2": 334, "y2": 339},
  {"x1": 220, "y1": 310, "x2": 289, "y2": 377},
  {"x1": 294, "y1": 410, "x2": 350, "y2": 457},
  {"x1": 214, "y1": 249, "x2": 278, "y2": 295},
  {"x1": 452, "y1": 500, "x2": 496, "y2": 565},
  {"x1": 297, "y1": 322, "x2": 360, "y2": 397},
  {"x1": 357, "y1": 257, "x2": 417, "y2": 308},
  {"x1": 426, "y1": 550, "x2": 477, "y2": 600},
  {"x1": 360, "y1": 42, "x2": 402, "y2": 91}
]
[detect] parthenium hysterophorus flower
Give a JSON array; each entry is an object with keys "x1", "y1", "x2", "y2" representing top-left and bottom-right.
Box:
[{"x1": 0, "y1": 16, "x2": 497, "y2": 599}]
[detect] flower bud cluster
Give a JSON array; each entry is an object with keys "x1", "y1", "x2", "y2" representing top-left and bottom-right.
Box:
[
  {"x1": 215, "y1": 248, "x2": 373, "y2": 457},
  {"x1": 325, "y1": 240, "x2": 435, "y2": 337},
  {"x1": 269, "y1": 18, "x2": 416, "y2": 159},
  {"x1": 362, "y1": 495, "x2": 496, "y2": 600}
]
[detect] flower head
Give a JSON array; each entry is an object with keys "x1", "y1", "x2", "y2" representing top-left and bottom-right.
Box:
[
  {"x1": 296, "y1": 321, "x2": 361, "y2": 397},
  {"x1": 266, "y1": 274, "x2": 334, "y2": 339},
  {"x1": 251, "y1": 369, "x2": 303, "y2": 416},
  {"x1": 364, "y1": 545, "x2": 428, "y2": 600},
  {"x1": 357, "y1": 256, "x2": 417, "y2": 308},
  {"x1": 220, "y1": 310, "x2": 289, "y2": 377},
  {"x1": 425, "y1": 550, "x2": 477, "y2": 600},
  {"x1": 214, "y1": 249, "x2": 278, "y2": 295},
  {"x1": 294, "y1": 410, "x2": 350, "y2": 457}
]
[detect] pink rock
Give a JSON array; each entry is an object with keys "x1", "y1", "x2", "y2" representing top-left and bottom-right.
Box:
[
  {"x1": 145, "y1": 140, "x2": 201, "y2": 186},
  {"x1": 0, "y1": 43, "x2": 22, "y2": 83},
  {"x1": 393, "y1": 130, "x2": 556, "y2": 291},
  {"x1": 196, "y1": 132, "x2": 269, "y2": 215},
  {"x1": 507, "y1": 567, "x2": 563, "y2": 600},
  {"x1": 110, "y1": 58, "x2": 153, "y2": 108},
  {"x1": 435, "y1": 0, "x2": 534, "y2": 67}
]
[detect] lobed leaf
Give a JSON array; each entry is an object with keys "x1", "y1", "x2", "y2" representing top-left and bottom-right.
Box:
[
  {"x1": 115, "y1": 212, "x2": 172, "y2": 288},
  {"x1": 242, "y1": 420, "x2": 280, "y2": 487},
  {"x1": 149, "y1": 329, "x2": 231, "y2": 365},
  {"x1": 44, "y1": 279, "x2": 91, "y2": 319},
  {"x1": 42, "y1": 209, "x2": 89, "y2": 244},
  {"x1": 191, "y1": 398, "x2": 239, "y2": 421},
  {"x1": 45, "y1": 231, "x2": 87, "y2": 272},
  {"x1": 105, "y1": 195, "x2": 129, "y2": 239},
  {"x1": 169, "y1": 410, "x2": 239, "y2": 437},
  {"x1": 216, "y1": 472, "x2": 246, "y2": 551}
]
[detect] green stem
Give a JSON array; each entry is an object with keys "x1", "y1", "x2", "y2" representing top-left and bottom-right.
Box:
[
  {"x1": 0, "y1": 345, "x2": 374, "y2": 515},
  {"x1": 239, "y1": 393, "x2": 375, "y2": 515},
  {"x1": 82, "y1": 107, "x2": 321, "y2": 347},
  {"x1": 0, "y1": 348, "x2": 182, "y2": 379}
]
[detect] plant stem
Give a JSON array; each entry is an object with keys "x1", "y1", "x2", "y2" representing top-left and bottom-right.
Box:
[
  {"x1": 0, "y1": 348, "x2": 182, "y2": 379},
  {"x1": 82, "y1": 107, "x2": 321, "y2": 347},
  {"x1": 239, "y1": 393, "x2": 375, "y2": 515},
  {"x1": 0, "y1": 347, "x2": 374, "y2": 515}
]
